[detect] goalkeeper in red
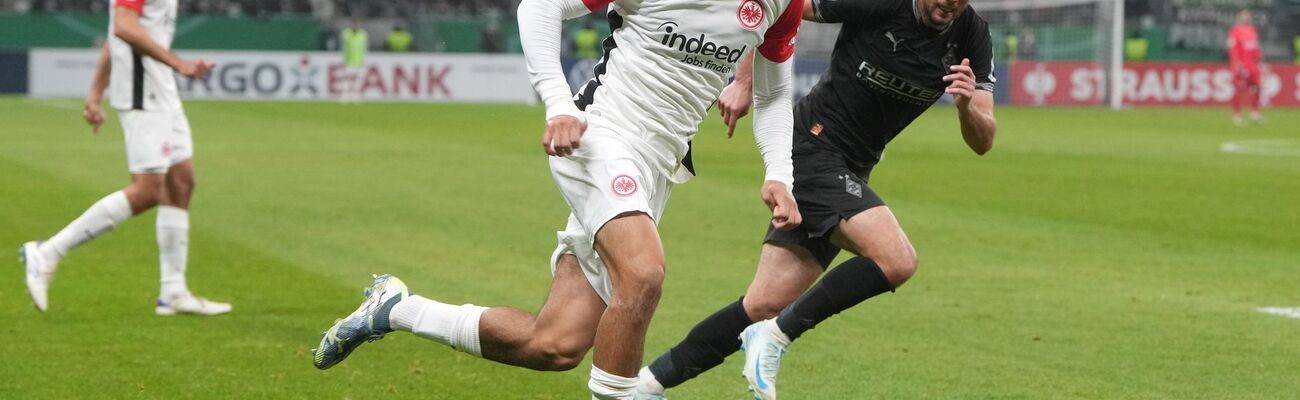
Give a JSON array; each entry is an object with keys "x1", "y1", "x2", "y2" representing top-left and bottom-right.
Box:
[
  {"x1": 636, "y1": 0, "x2": 998, "y2": 398},
  {"x1": 1228, "y1": 8, "x2": 1264, "y2": 126},
  {"x1": 311, "y1": 0, "x2": 806, "y2": 398}
]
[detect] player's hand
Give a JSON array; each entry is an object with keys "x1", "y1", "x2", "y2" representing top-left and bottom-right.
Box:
[
  {"x1": 943, "y1": 58, "x2": 976, "y2": 108},
  {"x1": 83, "y1": 98, "x2": 106, "y2": 134},
  {"x1": 718, "y1": 81, "x2": 752, "y2": 138},
  {"x1": 176, "y1": 59, "x2": 216, "y2": 80},
  {"x1": 543, "y1": 115, "x2": 586, "y2": 157},
  {"x1": 761, "y1": 180, "x2": 801, "y2": 231}
]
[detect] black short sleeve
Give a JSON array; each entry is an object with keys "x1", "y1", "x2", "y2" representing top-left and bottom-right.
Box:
[
  {"x1": 963, "y1": 16, "x2": 996, "y2": 92},
  {"x1": 812, "y1": 0, "x2": 897, "y2": 24}
]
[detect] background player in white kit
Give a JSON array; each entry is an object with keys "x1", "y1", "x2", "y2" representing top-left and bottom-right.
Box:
[
  {"x1": 19, "y1": 0, "x2": 231, "y2": 316},
  {"x1": 312, "y1": 0, "x2": 803, "y2": 398}
]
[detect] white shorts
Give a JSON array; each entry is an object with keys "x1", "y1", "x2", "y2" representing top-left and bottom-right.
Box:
[
  {"x1": 119, "y1": 109, "x2": 193, "y2": 174},
  {"x1": 548, "y1": 129, "x2": 673, "y2": 304}
]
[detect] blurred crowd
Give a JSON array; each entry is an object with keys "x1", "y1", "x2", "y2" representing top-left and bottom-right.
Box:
[{"x1": 1, "y1": 0, "x2": 516, "y2": 18}]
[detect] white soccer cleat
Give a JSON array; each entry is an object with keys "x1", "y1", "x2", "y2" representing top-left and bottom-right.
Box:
[
  {"x1": 740, "y1": 319, "x2": 791, "y2": 400},
  {"x1": 19, "y1": 241, "x2": 55, "y2": 312},
  {"x1": 156, "y1": 293, "x2": 232, "y2": 316},
  {"x1": 633, "y1": 367, "x2": 668, "y2": 400}
]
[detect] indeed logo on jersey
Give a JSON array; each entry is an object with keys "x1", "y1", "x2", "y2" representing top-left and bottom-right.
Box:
[
  {"x1": 856, "y1": 61, "x2": 942, "y2": 106},
  {"x1": 658, "y1": 22, "x2": 747, "y2": 73}
]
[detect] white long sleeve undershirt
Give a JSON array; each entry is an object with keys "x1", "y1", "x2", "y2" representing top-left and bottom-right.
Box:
[
  {"x1": 518, "y1": 0, "x2": 593, "y2": 122},
  {"x1": 751, "y1": 55, "x2": 795, "y2": 188}
]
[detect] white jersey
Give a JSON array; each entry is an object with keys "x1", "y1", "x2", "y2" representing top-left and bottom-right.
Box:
[
  {"x1": 524, "y1": 0, "x2": 801, "y2": 182},
  {"x1": 108, "y1": 0, "x2": 182, "y2": 112}
]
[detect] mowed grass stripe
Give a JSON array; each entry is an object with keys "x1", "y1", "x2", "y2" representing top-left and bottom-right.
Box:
[{"x1": 1, "y1": 97, "x2": 1297, "y2": 398}]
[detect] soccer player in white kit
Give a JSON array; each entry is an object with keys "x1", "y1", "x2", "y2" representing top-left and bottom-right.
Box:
[
  {"x1": 311, "y1": 0, "x2": 805, "y2": 397},
  {"x1": 18, "y1": 0, "x2": 231, "y2": 316}
]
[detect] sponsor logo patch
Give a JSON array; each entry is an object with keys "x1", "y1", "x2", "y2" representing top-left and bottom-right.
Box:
[
  {"x1": 657, "y1": 22, "x2": 748, "y2": 73},
  {"x1": 841, "y1": 175, "x2": 863, "y2": 198},
  {"x1": 611, "y1": 175, "x2": 638, "y2": 197}
]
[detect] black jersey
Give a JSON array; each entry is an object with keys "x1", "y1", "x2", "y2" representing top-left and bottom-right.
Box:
[{"x1": 798, "y1": 0, "x2": 994, "y2": 177}]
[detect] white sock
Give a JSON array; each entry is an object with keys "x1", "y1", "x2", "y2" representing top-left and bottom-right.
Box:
[
  {"x1": 589, "y1": 366, "x2": 638, "y2": 400},
  {"x1": 156, "y1": 206, "x2": 190, "y2": 300},
  {"x1": 636, "y1": 367, "x2": 665, "y2": 395},
  {"x1": 39, "y1": 191, "x2": 132, "y2": 266},
  {"x1": 389, "y1": 295, "x2": 488, "y2": 357}
]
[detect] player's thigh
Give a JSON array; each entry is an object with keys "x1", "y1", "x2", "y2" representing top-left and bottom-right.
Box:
[
  {"x1": 593, "y1": 212, "x2": 664, "y2": 296},
  {"x1": 119, "y1": 110, "x2": 172, "y2": 175},
  {"x1": 532, "y1": 254, "x2": 607, "y2": 354},
  {"x1": 742, "y1": 242, "x2": 824, "y2": 320},
  {"x1": 550, "y1": 130, "x2": 666, "y2": 296},
  {"x1": 166, "y1": 111, "x2": 194, "y2": 168},
  {"x1": 830, "y1": 206, "x2": 917, "y2": 285}
]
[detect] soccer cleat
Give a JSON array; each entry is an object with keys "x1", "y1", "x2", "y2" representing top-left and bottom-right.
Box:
[
  {"x1": 19, "y1": 241, "x2": 54, "y2": 312},
  {"x1": 633, "y1": 367, "x2": 668, "y2": 400},
  {"x1": 312, "y1": 274, "x2": 408, "y2": 370},
  {"x1": 740, "y1": 319, "x2": 791, "y2": 400},
  {"x1": 156, "y1": 293, "x2": 232, "y2": 316}
]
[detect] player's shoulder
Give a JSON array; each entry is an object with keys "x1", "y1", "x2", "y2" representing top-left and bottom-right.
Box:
[{"x1": 955, "y1": 6, "x2": 990, "y2": 34}]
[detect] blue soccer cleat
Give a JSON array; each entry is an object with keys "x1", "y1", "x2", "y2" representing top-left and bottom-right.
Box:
[{"x1": 312, "y1": 274, "x2": 408, "y2": 369}]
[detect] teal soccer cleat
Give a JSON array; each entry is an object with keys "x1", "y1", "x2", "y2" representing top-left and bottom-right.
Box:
[{"x1": 312, "y1": 274, "x2": 408, "y2": 370}]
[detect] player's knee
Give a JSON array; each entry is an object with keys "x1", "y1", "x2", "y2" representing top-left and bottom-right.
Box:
[
  {"x1": 124, "y1": 178, "x2": 164, "y2": 210},
  {"x1": 879, "y1": 244, "x2": 918, "y2": 288},
  {"x1": 172, "y1": 174, "x2": 195, "y2": 194},
  {"x1": 608, "y1": 267, "x2": 663, "y2": 323},
  {"x1": 615, "y1": 259, "x2": 665, "y2": 300},
  {"x1": 742, "y1": 297, "x2": 786, "y2": 321},
  {"x1": 533, "y1": 338, "x2": 589, "y2": 371}
]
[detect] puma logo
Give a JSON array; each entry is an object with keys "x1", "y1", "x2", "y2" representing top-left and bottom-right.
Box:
[{"x1": 885, "y1": 31, "x2": 903, "y2": 52}]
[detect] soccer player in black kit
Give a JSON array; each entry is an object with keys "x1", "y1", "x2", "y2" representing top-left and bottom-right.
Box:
[{"x1": 634, "y1": 0, "x2": 997, "y2": 398}]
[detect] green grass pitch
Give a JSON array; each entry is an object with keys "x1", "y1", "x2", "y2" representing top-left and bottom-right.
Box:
[{"x1": 1, "y1": 96, "x2": 1297, "y2": 398}]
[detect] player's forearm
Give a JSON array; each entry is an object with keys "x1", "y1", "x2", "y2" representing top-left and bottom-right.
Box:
[
  {"x1": 518, "y1": 0, "x2": 591, "y2": 120},
  {"x1": 732, "y1": 53, "x2": 755, "y2": 91},
  {"x1": 87, "y1": 44, "x2": 111, "y2": 103},
  {"x1": 751, "y1": 56, "x2": 795, "y2": 187},
  {"x1": 113, "y1": 7, "x2": 184, "y2": 70},
  {"x1": 957, "y1": 93, "x2": 996, "y2": 155}
]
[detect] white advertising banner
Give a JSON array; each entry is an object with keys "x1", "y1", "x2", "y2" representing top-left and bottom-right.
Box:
[{"x1": 29, "y1": 48, "x2": 536, "y2": 104}]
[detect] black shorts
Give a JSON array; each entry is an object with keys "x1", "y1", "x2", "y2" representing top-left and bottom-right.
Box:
[{"x1": 764, "y1": 131, "x2": 885, "y2": 268}]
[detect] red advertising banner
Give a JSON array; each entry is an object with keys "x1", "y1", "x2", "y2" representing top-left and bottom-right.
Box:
[{"x1": 1010, "y1": 62, "x2": 1300, "y2": 107}]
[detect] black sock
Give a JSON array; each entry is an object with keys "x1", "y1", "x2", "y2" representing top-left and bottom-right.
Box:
[
  {"x1": 648, "y1": 298, "x2": 752, "y2": 388},
  {"x1": 775, "y1": 257, "x2": 893, "y2": 341}
]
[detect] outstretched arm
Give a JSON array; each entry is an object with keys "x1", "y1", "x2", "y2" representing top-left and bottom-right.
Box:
[{"x1": 518, "y1": 0, "x2": 600, "y2": 156}]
